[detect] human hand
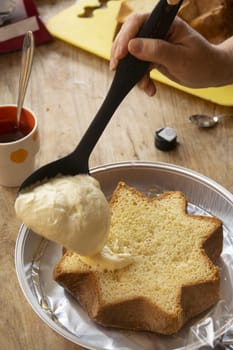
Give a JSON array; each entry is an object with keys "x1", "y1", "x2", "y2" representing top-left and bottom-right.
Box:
[{"x1": 110, "y1": 13, "x2": 232, "y2": 96}]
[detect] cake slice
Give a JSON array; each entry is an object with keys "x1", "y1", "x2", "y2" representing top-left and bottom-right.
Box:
[
  {"x1": 53, "y1": 182, "x2": 223, "y2": 335},
  {"x1": 190, "y1": 4, "x2": 233, "y2": 44},
  {"x1": 115, "y1": 0, "x2": 233, "y2": 44}
]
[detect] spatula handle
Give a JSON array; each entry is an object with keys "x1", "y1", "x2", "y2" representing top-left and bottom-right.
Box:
[{"x1": 75, "y1": 0, "x2": 183, "y2": 160}]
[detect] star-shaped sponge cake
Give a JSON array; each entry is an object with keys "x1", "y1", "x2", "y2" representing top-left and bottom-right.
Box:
[{"x1": 53, "y1": 181, "x2": 223, "y2": 335}]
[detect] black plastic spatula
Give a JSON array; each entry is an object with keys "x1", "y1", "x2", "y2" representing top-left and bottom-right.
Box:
[{"x1": 18, "y1": 0, "x2": 183, "y2": 193}]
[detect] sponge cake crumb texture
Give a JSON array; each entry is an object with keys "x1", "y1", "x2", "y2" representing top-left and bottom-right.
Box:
[{"x1": 54, "y1": 181, "x2": 223, "y2": 335}]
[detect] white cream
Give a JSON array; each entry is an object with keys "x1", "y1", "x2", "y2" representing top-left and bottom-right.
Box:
[
  {"x1": 15, "y1": 174, "x2": 134, "y2": 270},
  {"x1": 79, "y1": 245, "x2": 134, "y2": 271},
  {"x1": 15, "y1": 175, "x2": 110, "y2": 256},
  {"x1": 15, "y1": 175, "x2": 133, "y2": 270}
]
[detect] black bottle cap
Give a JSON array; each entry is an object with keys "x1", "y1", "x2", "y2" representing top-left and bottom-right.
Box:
[{"x1": 155, "y1": 127, "x2": 177, "y2": 151}]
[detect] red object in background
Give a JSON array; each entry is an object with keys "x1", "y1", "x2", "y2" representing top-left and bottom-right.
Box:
[{"x1": 0, "y1": 0, "x2": 53, "y2": 53}]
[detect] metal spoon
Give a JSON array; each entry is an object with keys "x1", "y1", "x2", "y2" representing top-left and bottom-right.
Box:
[
  {"x1": 189, "y1": 114, "x2": 219, "y2": 128},
  {"x1": 189, "y1": 114, "x2": 233, "y2": 128},
  {"x1": 16, "y1": 31, "x2": 34, "y2": 127},
  {"x1": 18, "y1": 0, "x2": 183, "y2": 193}
]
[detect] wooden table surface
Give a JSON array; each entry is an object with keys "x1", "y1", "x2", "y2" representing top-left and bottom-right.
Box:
[{"x1": 0, "y1": 1, "x2": 232, "y2": 349}]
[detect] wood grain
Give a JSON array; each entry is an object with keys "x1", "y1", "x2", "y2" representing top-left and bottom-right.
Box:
[{"x1": 0, "y1": 1, "x2": 232, "y2": 349}]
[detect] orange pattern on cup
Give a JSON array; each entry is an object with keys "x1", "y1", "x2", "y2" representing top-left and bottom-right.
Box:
[{"x1": 10, "y1": 149, "x2": 28, "y2": 163}]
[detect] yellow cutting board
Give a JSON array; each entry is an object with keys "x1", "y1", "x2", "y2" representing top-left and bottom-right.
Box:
[{"x1": 47, "y1": 0, "x2": 233, "y2": 106}]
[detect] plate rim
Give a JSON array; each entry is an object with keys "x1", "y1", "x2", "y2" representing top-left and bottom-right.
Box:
[
  {"x1": 91, "y1": 161, "x2": 233, "y2": 204},
  {"x1": 15, "y1": 161, "x2": 233, "y2": 349}
]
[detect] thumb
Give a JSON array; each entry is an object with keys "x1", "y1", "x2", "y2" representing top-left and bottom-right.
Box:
[{"x1": 128, "y1": 38, "x2": 175, "y2": 67}]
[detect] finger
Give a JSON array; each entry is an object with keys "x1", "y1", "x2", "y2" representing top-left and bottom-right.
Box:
[
  {"x1": 137, "y1": 74, "x2": 156, "y2": 96},
  {"x1": 144, "y1": 80, "x2": 157, "y2": 96},
  {"x1": 128, "y1": 37, "x2": 177, "y2": 68},
  {"x1": 110, "y1": 12, "x2": 149, "y2": 70},
  {"x1": 114, "y1": 12, "x2": 149, "y2": 58},
  {"x1": 137, "y1": 74, "x2": 149, "y2": 90}
]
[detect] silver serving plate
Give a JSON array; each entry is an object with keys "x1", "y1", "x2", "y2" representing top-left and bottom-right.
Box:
[{"x1": 15, "y1": 161, "x2": 233, "y2": 350}]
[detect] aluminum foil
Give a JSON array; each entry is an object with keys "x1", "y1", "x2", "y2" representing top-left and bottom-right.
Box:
[{"x1": 15, "y1": 162, "x2": 233, "y2": 349}]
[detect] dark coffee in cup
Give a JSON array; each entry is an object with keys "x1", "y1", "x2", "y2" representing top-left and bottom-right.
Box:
[
  {"x1": 0, "y1": 106, "x2": 34, "y2": 143},
  {"x1": 0, "y1": 120, "x2": 31, "y2": 143}
]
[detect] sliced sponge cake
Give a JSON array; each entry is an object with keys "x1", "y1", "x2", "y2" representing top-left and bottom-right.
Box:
[
  {"x1": 53, "y1": 182, "x2": 223, "y2": 335},
  {"x1": 116, "y1": 0, "x2": 233, "y2": 44}
]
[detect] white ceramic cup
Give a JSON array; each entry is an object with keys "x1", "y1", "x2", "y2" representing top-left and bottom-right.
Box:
[{"x1": 0, "y1": 104, "x2": 39, "y2": 187}]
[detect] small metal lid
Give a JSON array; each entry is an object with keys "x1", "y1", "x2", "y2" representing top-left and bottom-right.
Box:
[{"x1": 155, "y1": 127, "x2": 177, "y2": 151}]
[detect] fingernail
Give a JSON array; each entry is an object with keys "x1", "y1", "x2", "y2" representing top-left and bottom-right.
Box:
[
  {"x1": 147, "y1": 85, "x2": 156, "y2": 97},
  {"x1": 146, "y1": 83, "x2": 156, "y2": 97},
  {"x1": 110, "y1": 57, "x2": 118, "y2": 71},
  {"x1": 129, "y1": 38, "x2": 143, "y2": 54},
  {"x1": 115, "y1": 45, "x2": 124, "y2": 58}
]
